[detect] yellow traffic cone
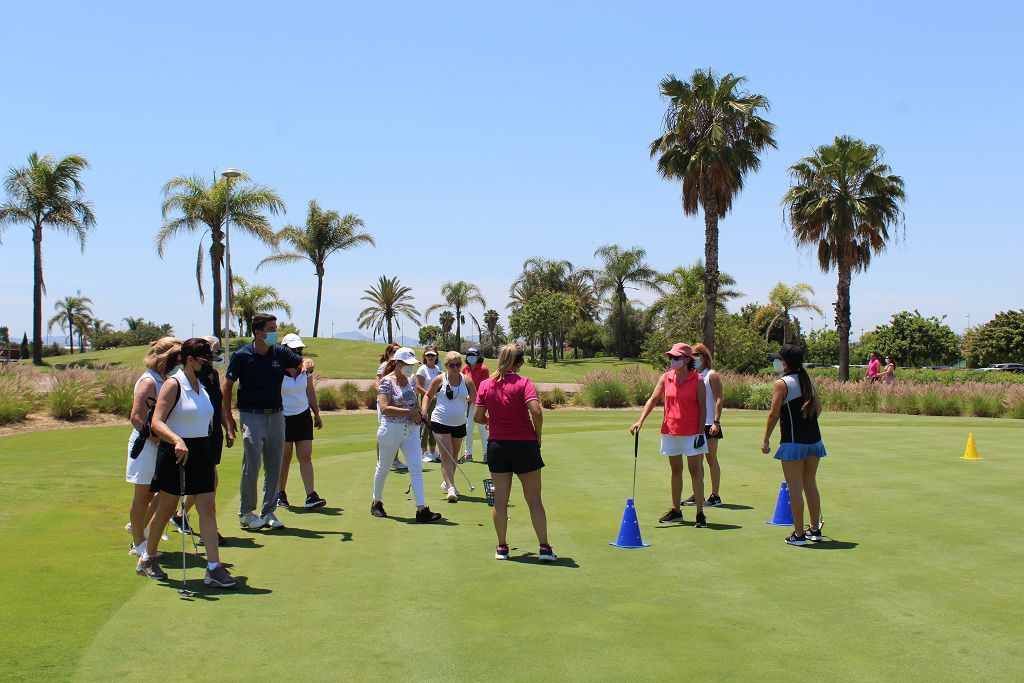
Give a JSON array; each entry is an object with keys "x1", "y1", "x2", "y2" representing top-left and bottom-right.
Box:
[{"x1": 962, "y1": 432, "x2": 983, "y2": 460}]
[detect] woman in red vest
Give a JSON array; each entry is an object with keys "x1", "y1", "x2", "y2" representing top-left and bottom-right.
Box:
[{"x1": 630, "y1": 342, "x2": 708, "y2": 527}]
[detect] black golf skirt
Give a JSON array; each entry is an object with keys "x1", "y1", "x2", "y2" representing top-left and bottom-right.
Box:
[
  {"x1": 486, "y1": 439, "x2": 544, "y2": 475},
  {"x1": 285, "y1": 408, "x2": 314, "y2": 443},
  {"x1": 151, "y1": 437, "x2": 216, "y2": 495},
  {"x1": 430, "y1": 421, "x2": 467, "y2": 438}
]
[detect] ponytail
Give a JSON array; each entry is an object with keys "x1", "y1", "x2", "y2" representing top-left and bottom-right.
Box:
[
  {"x1": 492, "y1": 343, "x2": 524, "y2": 383},
  {"x1": 797, "y1": 367, "x2": 815, "y2": 417}
]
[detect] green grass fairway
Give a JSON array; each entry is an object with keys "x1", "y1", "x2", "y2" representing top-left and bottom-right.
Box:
[
  {"x1": 25, "y1": 338, "x2": 643, "y2": 383},
  {"x1": 1, "y1": 412, "x2": 1021, "y2": 681}
]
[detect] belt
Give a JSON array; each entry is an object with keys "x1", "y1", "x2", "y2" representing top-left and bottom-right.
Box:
[{"x1": 238, "y1": 407, "x2": 281, "y2": 414}]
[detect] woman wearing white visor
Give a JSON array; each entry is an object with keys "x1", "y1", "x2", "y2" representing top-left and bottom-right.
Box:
[{"x1": 276, "y1": 333, "x2": 325, "y2": 510}]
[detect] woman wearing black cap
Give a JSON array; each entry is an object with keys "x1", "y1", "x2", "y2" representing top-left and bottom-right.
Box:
[{"x1": 761, "y1": 344, "x2": 826, "y2": 546}]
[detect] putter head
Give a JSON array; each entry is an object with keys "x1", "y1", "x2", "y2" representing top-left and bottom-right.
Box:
[{"x1": 178, "y1": 589, "x2": 195, "y2": 597}]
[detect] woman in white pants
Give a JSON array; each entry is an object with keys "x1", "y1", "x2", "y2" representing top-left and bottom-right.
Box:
[
  {"x1": 371, "y1": 347, "x2": 442, "y2": 523},
  {"x1": 424, "y1": 351, "x2": 476, "y2": 501},
  {"x1": 460, "y1": 348, "x2": 490, "y2": 463}
]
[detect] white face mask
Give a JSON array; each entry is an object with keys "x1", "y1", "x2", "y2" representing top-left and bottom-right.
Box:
[
  {"x1": 401, "y1": 365, "x2": 416, "y2": 378},
  {"x1": 669, "y1": 358, "x2": 686, "y2": 370},
  {"x1": 693, "y1": 357, "x2": 704, "y2": 371},
  {"x1": 772, "y1": 359, "x2": 785, "y2": 373}
]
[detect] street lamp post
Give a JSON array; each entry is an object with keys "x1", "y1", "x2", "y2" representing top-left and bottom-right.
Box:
[{"x1": 222, "y1": 168, "x2": 241, "y2": 365}]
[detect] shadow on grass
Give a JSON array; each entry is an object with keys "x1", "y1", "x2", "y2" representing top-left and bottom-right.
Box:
[
  {"x1": 214, "y1": 536, "x2": 263, "y2": 550},
  {"x1": 267, "y1": 527, "x2": 354, "y2": 539},
  {"x1": 161, "y1": 575, "x2": 273, "y2": 600},
  {"x1": 386, "y1": 515, "x2": 459, "y2": 526},
  {"x1": 505, "y1": 551, "x2": 580, "y2": 568},
  {"x1": 447, "y1": 494, "x2": 490, "y2": 505},
  {"x1": 804, "y1": 538, "x2": 858, "y2": 550},
  {"x1": 715, "y1": 503, "x2": 754, "y2": 511},
  {"x1": 289, "y1": 506, "x2": 343, "y2": 516},
  {"x1": 650, "y1": 522, "x2": 743, "y2": 531}
]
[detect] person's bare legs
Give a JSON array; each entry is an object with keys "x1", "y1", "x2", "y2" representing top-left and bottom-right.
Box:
[
  {"x1": 706, "y1": 438, "x2": 721, "y2": 497},
  {"x1": 279, "y1": 441, "x2": 294, "y2": 496},
  {"x1": 491, "y1": 472, "x2": 514, "y2": 545},
  {"x1": 436, "y1": 433, "x2": 456, "y2": 489},
  {"x1": 668, "y1": 455, "x2": 683, "y2": 511},
  {"x1": 145, "y1": 492, "x2": 179, "y2": 554},
  {"x1": 802, "y1": 457, "x2": 822, "y2": 528},
  {"x1": 294, "y1": 440, "x2": 315, "y2": 496},
  {"x1": 781, "y1": 460, "x2": 806, "y2": 534},
  {"x1": 687, "y1": 454, "x2": 705, "y2": 515},
  {"x1": 450, "y1": 436, "x2": 463, "y2": 483},
  {"x1": 517, "y1": 469, "x2": 548, "y2": 546},
  {"x1": 194, "y1": 492, "x2": 220, "y2": 565},
  {"x1": 130, "y1": 485, "x2": 155, "y2": 546}
]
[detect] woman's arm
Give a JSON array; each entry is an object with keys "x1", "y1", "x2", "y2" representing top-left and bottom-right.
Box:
[
  {"x1": 708, "y1": 370, "x2": 724, "y2": 436},
  {"x1": 761, "y1": 379, "x2": 787, "y2": 453},
  {"x1": 630, "y1": 375, "x2": 665, "y2": 434},
  {"x1": 129, "y1": 376, "x2": 155, "y2": 433},
  {"x1": 422, "y1": 374, "x2": 443, "y2": 414},
  {"x1": 415, "y1": 370, "x2": 428, "y2": 397},
  {"x1": 696, "y1": 380, "x2": 707, "y2": 429},
  {"x1": 306, "y1": 376, "x2": 322, "y2": 429},
  {"x1": 527, "y1": 399, "x2": 543, "y2": 446},
  {"x1": 150, "y1": 380, "x2": 189, "y2": 464},
  {"x1": 466, "y1": 378, "x2": 477, "y2": 419}
]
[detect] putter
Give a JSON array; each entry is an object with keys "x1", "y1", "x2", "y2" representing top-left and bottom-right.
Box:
[
  {"x1": 177, "y1": 466, "x2": 195, "y2": 598},
  {"x1": 434, "y1": 436, "x2": 475, "y2": 492}
]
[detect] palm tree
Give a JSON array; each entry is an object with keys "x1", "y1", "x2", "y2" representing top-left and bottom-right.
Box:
[
  {"x1": 647, "y1": 261, "x2": 741, "y2": 327},
  {"x1": 47, "y1": 295, "x2": 94, "y2": 355},
  {"x1": 650, "y1": 69, "x2": 776, "y2": 353},
  {"x1": 425, "y1": 281, "x2": 486, "y2": 350},
  {"x1": 156, "y1": 172, "x2": 285, "y2": 337},
  {"x1": 86, "y1": 318, "x2": 114, "y2": 346},
  {"x1": 122, "y1": 316, "x2": 146, "y2": 331},
  {"x1": 593, "y1": 244, "x2": 660, "y2": 360},
  {"x1": 783, "y1": 135, "x2": 906, "y2": 380},
  {"x1": 755, "y1": 282, "x2": 823, "y2": 344},
  {"x1": 563, "y1": 266, "x2": 600, "y2": 323},
  {"x1": 483, "y1": 309, "x2": 501, "y2": 352},
  {"x1": 0, "y1": 153, "x2": 96, "y2": 364},
  {"x1": 230, "y1": 276, "x2": 293, "y2": 336},
  {"x1": 438, "y1": 310, "x2": 455, "y2": 347},
  {"x1": 357, "y1": 275, "x2": 420, "y2": 344},
  {"x1": 258, "y1": 200, "x2": 374, "y2": 337}
]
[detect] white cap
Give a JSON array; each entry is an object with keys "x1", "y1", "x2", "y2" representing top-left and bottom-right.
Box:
[
  {"x1": 282, "y1": 333, "x2": 305, "y2": 349},
  {"x1": 393, "y1": 347, "x2": 420, "y2": 365}
]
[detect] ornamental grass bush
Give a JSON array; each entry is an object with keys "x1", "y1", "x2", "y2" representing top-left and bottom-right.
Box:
[
  {"x1": 338, "y1": 381, "x2": 361, "y2": 410},
  {"x1": 579, "y1": 371, "x2": 631, "y2": 408},
  {"x1": 48, "y1": 368, "x2": 99, "y2": 420},
  {"x1": 97, "y1": 367, "x2": 136, "y2": 416},
  {"x1": 1003, "y1": 386, "x2": 1024, "y2": 419},
  {"x1": 0, "y1": 364, "x2": 38, "y2": 424},
  {"x1": 621, "y1": 366, "x2": 659, "y2": 406},
  {"x1": 316, "y1": 385, "x2": 341, "y2": 411},
  {"x1": 540, "y1": 388, "x2": 569, "y2": 410}
]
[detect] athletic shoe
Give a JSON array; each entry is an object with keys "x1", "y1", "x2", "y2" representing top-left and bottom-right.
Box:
[
  {"x1": 430, "y1": 452, "x2": 441, "y2": 463},
  {"x1": 658, "y1": 508, "x2": 683, "y2": 523},
  {"x1": 370, "y1": 501, "x2": 387, "y2": 518},
  {"x1": 391, "y1": 459, "x2": 408, "y2": 472},
  {"x1": 441, "y1": 480, "x2": 449, "y2": 492},
  {"x1": 694, "y1": 512, "x2": 707, "y2": 528},
  {"x1": 304, "y1": 492, "x2": 327, "y2": 509},
  {"x1": 204, "y1": 564, "x2": 238, "y2": 588},
  {"x1": 805, "y1": 521, "x2": 824, "y2": 542},
  {"x1": 495, "y1": 543, "x2": 509, "y2": 560},
  {"x1": 539, "y1": 544, "x2": 557, "y2": 562},
  {"x1": 785, "y1": 532, "x2": 808, "y2": 546},
  {"x1": 447, "y1": 487, "x2": 458, "y2": 503},
  {"x1": 415, "y1": 506, "x2": 442, "y2": 523},
  {"x1": 262, "y1": 512, "x2": 286, "y2": 529},
  {"x1": 706, "y1": 493, "x2": 723, "y2": 507},
  {"x1": 136, "y1": 556, "x2": 167, "y2": 580},
  {"x1": 240, "y1": 512, "x2": 267, "y2": 530},
  {"x1": 681, "y1": 495, "x2": 696, "y2": 506},
  {"x1": 421, "y1": 452, "x2": 433, "y2": 463},
  {"x1": 129, "y1": 539, "x2": 147, "y2": 557},
  {"x1": 170, "y1": 511, "x2": 193, "y2": 535},
  {"x1": 276, "y1": 491, "x2": 290, "y2": 508},
  {"x1": 459, "y1": 454, "x2": 472, "y2": 463},
  {"x1": 126, "y1": 522, "x2": 168, "y2": 542}
]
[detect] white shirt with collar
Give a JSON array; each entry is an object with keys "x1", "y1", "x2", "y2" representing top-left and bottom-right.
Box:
[{"x1": 164, "y1": 368, "x2": 214, "y2": 439}]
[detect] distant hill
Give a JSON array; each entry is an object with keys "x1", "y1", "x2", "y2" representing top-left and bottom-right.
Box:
[{"x1": 334, "y1": 331, "x2": 370, "y2": 342}]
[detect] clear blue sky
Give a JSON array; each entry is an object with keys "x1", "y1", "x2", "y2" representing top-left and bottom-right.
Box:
[{"x1": 2, "y1": 1, "x2": 1021, "y2": 344}]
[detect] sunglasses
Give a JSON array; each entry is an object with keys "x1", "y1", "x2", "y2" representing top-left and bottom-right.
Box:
[
  {"x1": 447, "y1": 362, "x2": 462, "y2": 368},
  {"x1": 668, "y1": 354, "x2": 691, "y2": 361}
]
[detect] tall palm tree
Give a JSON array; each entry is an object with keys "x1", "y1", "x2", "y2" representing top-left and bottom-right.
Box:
[
  {"x1": 358, "y1": 275, "x2": 420, "y2": 344},
  {"x1": 425, "y1": 281, "x2": 486, "y2": 349},
  {"x1": 593, "y1": 244, "x2": 660, "y2": 360},
  {"x1": 258, "y1": 200, "x2": 374, "y2": 337},
  {"x1": 755, "y1": 282, "x2": 823, "y2": 344},
  {"x1": 156, "y1": 172, "x2": 285, "y2": 337},
  {"x1": 483, "y1": 309, "x2": 501, "y2": 352},
  {"x1": 647, "y1": 261, "x2": 741, "y2": 325},
  {"x1": 122, "y1": 316, "x2": 146, "y2": 331},
  {"x1": 230, "y1": 276, "x2": 293, "y2": 336},
  {"x1": 650, "y1": 69, "x2": 776, "y2": 353},
  {"x1": 783, "y1": 135, "x2": 905, "y2": 380},
  {"x1": 0, "y1": 152, "x2": 96, "y2": 364},
  {"x1": 563, "y1": 266, "x2": 600, "y2": 323},
  {"x1": 47, "y1": 295, "x2": 94, "y2": 355},
  {"x1": 438, "y1": 311, "x2": 455, "y2": 347}
]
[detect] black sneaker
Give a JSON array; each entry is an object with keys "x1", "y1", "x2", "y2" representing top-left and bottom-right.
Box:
[
  {"x1": 415, "y1": 506, "x2": 442, "y2": 523},
  {"x1": 693, "y1": 512, "x2": 707, "y2": 528},
  {"x1": 805, "y1": 520, "x2": 824, "y2": 542},
  {"x1": 785, "y1": 532, "x2": 808, "y2": 546},
  {"x1": 304, "y1": 492, "x2": 327, "y2": 509},
  {"x1": 370, "y1": 501, "x2": 387, "y2": 518},
  {"x1": 659, "y1": 508, "x2": 684, "y2": 523},
  {"x1": 170, "y1": 511, "x2": 193, "y2": 535},
  {"x1": 495, "y1": 544, "x2": 509, "y2": 560},
  {"x1": 276, "y1": 491, "x2": 290, "y2": 508},
  {"x1": 680, "y1": 495, "x2": 696, "y2": 506},
  {"x1": 706, "y1": 493, "x2": 722, "y2": 507},
  {"x1": 538, "y1": 544, "x2": 557, "y2": 562}
]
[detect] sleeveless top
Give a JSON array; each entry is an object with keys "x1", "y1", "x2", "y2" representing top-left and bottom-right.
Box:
[
  {"x1": 700, "y1": 368, "x2": 716, "y2": 426},
  {"x1": 661, "y1": 370, "x2": 701, "y2": 436},
  {"x1": 128, "y1": 369, "x2": 165, "y2": 450},
  {"x1": 431, "y1": 373, "x2": 470, "y2": 427},
  {"x1": 282, "y1": 371, "x2": 310, "y2": 417},
  {"x1": 163, "y1": 369, "x2": 214, "y2": 439},
  {"x1": 779, "y1": 373, "x2": 822, "y2": 444}
]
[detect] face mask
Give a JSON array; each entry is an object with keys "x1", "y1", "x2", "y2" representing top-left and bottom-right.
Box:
[
  {"x1": 772, "y1": 359, "x2": 785, "y2": 373},
  {"x1": 401, "y1": 365, "x2": 416, "y2": 378},
  {"x1": 466, "y1": 356, "x2": 478, "y2": 365},
  {"x1": 669, "y1": 358, "x2": 686, "y2": 370},
  {"x1": 263, "y1": 332, "x2": 279, "y2": 346},
  {"x1": 693, "y1": 357, "x2": 704, "y2": 371},
  {"x1": 197, "y1": 360, "x2": 214, "y2": 377}
]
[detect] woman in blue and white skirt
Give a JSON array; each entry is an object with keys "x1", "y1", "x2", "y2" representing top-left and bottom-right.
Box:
[
  {"x1": 371, "y1": 347, "x2": 442, "y2": 523},
  {"x1": 761, "y1": 344, "x2": 826, "y2": 546}
]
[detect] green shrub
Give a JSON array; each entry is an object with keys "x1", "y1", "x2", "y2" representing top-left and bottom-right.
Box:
[
  {"x1": 1003, "y1": 386, "x2": 1024, "y2": 419},
  {"x1": 719, "y1": 372, "x2": 752, "y2": 409},
  {"x1": 48, "y1": 368, "x2": 98, "y2": 420},
  {"x1": 964, "y1": 392, "x2": 1004, "y2": 418},
  {"x1": 0, "y1": 365, "x2": 38, "y2": 424},
  {"x1": 743, "y1": 383, "x2": 774, "y2": 410},
  {"x1": 97, "y1": 368, "x2": 136, "y2": 416},
  {"x1": 579, "y1": 371, "x2": 631, "y2": 408},
  {"x1": 622, "y1": 366, "x2": 659, "y2": 406},
  {"x1": 316, "y1": 385, "x2": 341, "y2": 411},
  {"x1": 338, "y1": 382, "x2": 361, "y2": 410},
  {"x1": 362, "y1": 385, "x2": 379, "y2": 410}
]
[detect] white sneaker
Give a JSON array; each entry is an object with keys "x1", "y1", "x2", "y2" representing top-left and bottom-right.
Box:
[
  {"x1": 441, "y1": 480, "x2": 449, "y2": 492},
  {"x1": 421, "y1": 453, "x2": 433, "y2": 462},
  {"x1": 447, "y1": 487, "x2": 458, "y2": 502},
  {"x1": 125, "y1": 523, "x2": 168, "y2": 542},
  {"x1": 431, "y1": 452, "x2": 441, "y2": 463},
  {"x1": 240, "y1": 512, "x2": 267, "y2": 530},
  {"x1": 262, "y1": 512, "x2": 286, "y2": 529},
  {"x1": 129, "y1": 539, "x2": 147, "y2": 556}
]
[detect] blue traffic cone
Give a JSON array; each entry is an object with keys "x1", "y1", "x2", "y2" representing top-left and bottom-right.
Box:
[
  {"x1": 610, "y1": 498, "x2": 650, "y2": 548},
  {"x1": 765, "y1": 483, "x2": 794, "y2": 526}
]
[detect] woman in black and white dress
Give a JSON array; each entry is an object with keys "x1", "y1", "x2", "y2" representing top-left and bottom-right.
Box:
[{"x1": 277, "y1": 333, "x2": 325, "y2": 509}]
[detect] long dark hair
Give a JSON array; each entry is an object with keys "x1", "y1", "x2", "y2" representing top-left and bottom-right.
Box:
[{"x1": 379, "y1": 342, "x2": 401, "y2": 364}]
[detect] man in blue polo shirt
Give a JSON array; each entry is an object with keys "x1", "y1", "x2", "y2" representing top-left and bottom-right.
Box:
[{"x1": 223, "y1": 313, "x2": 314, "y2": 530}]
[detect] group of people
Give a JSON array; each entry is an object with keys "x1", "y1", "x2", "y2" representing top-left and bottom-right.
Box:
[{"x1": 867, "y1": 351, "x2": 897, "y2": 383}]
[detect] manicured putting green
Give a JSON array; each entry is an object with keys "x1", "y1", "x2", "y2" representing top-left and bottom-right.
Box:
[{"x1": 0, "y1": 411, "x2": 1020, "y2": 680}]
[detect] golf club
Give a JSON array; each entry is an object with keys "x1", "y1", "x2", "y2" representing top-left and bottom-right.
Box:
[
  {"x1": 434, "y1": 434, "x2": 475, "y2": 492},
  {"x1": 177, "y1": 466, "x2": 195, "y2": 597},
  {"x1": 632, "y1": 430, "x2": 639, "y2": 501}
]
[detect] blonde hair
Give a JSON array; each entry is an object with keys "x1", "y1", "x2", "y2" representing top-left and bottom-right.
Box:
[
  {"x1": 144, "y1": 336, "x2": 182, "y2": 376},
  {"x1": 692, "y1": 343, "x2": 714, "y2": 370},
  {"x1": 444, "y1": 351, "x2": 461, "y2": 365},
  {"x1": 491, "y1": 343, "x2": 525, "y2": 383}
]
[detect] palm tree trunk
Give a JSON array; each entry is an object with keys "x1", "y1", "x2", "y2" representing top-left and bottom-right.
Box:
[
  {"x1": 836, "y1": 260, "x2": 852, "y2": 382},
  {"x1": 313, "y1": 274, "x2": 324, "y2": 337},
  {"x1": 783, "y1": 317, "x2": 789, "y2": 344},
  {"x1": 32, "y1": 223, "x2": 43, "y2": 365},
  {"x1": 67, "y1": 315, "x2": 75, "y2": 355},
  {"x1": 455, "y1": 307, "x2": 462, "y2": 351},
  {"x1": 702, "y1": 192, "x2": 720, "y2": 354},
  {"x1": 616, "y1": 290, "x2": 625, "y2": 361},
  {"x1": 386, "y1": 315, "x2": 394, "y2": 345}
]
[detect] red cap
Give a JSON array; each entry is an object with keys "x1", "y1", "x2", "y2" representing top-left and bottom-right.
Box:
[{"x1": 665, "y1": 343, "x2": 693, "y2": 358}]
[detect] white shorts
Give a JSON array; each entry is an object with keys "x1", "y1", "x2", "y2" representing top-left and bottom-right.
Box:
[
  {"x1": 661, "y1": 434, "x2": 707, "y2": 457},
  {"x1": 125, "y1": 431, "x2": 158, "y2": 485}
]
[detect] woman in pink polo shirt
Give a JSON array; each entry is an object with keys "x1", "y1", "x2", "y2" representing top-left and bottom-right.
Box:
[
  {"x1": 474, "y1": 343, "x2": 556, "y2": 562},
  {"x1": 630, "y1": 342, "x2": 708, "y2": 528}
]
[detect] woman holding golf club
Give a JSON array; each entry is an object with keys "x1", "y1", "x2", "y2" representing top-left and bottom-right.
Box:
[
  {"x1": 416, "y1": 345, "x2": 442, "y2": 463},
  {"x1": 629, "y1": 342, "x2": 709, "y2": 528},
  {"x1": 475, "y1": 343, "x2": 555, "y2": 561},
  {"x1": 138, "y1": 338, "x2": 237, "y2": 588},
  {"x1": 377, "y1": 343, "x2": 407, "y2": 472},
  {"x1": 423, "y1": 351, "x2": 476, "y2": 502},
  {"x1": 125, "y1": 336, "x2": 181, "y2": 557},
  {"x1": 761, "y1": 344, "x2": 826, "y2": 546},
  {"x1": 371, "y1": 347, "x2": 443, "y2": 522},
  {"x1": 681, "y1": 343, "x2": 725, "y2": 507}
]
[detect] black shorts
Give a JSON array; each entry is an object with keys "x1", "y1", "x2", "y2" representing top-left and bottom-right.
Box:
[
  {"x1": 210, "y1": 425, "x2": 224, "y2": 465},
  {"x1": 486, "y1": 439, "x2": 544, "y2": 475},
  {"x1": 430, "y1": 421, "x2": 467, "y2": 438},
  {"x1": 285, "y1": 408, "x2": 314, "y2": 443},
  {"x1": 704, "y1": 423, "x2": 724, "y2": 439},
  {"x1": 152, "y1": 437, "x2": 216, "y2": 495}
]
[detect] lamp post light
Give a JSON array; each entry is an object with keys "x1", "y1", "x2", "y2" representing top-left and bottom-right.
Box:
[{"x1": 222, "y1": 168, "x2": 242, "y2": 364}]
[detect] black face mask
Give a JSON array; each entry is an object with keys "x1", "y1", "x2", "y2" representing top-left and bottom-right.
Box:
[{"x1": 196, "y1": 359, "x2": 214, "y2": 378}]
